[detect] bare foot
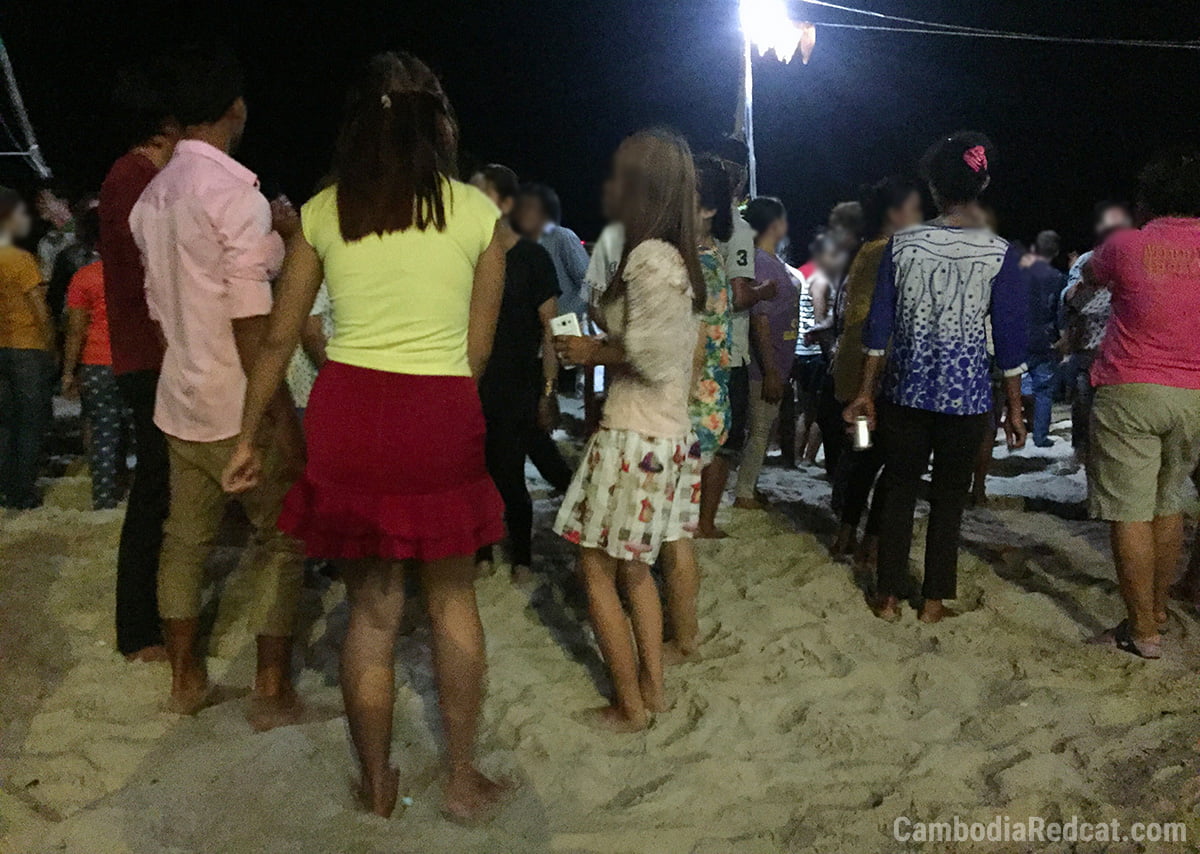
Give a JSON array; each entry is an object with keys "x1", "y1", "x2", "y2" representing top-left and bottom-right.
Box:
[
  {"x1": 694, "y1": 525, "x2": 729, "y2": 540},
  {"x1": 868, "y1": 594, "x2": 901, "y2": 623},
  {"x1": 126, "y1": 645, "x2": 168, "y2": 663},
  {"x1": 663, "y1": 639, "x2": 701, "y2": 666},
  {"x1": 359, "y1": 766, "x2": 400, "y2": 818},
  {"x1": 167, "y1": 668, "x2": 211, "y2": 715},
  {"x1": 918, "y1": 600, "x2": 958, "y2": 623},
  {"x1": 247, "y1": 688, "x2": 304, "y2": 732},
  {"x1": 638, "y1": 670, "x2": 667, "y2": 713},
  {"x1": 732, "y1": 497, "x2": 763, "y2": 510},
  {"x1": 442, "y1": 765, "x2": 516, "y2": 825},
  {"x1": 574, "y1": 704, "x2": 651, "y2": 734}
]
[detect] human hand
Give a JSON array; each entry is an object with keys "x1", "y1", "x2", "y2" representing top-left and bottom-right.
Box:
[
  {"x1": 1003, "y1": 399, "x2": 1027, "y2": 450},
  {"x1": 762, "y1": 371, "x2": 785, "y2": 404},
  {"x1": 221, "y1": 440, "x2": 263, "y2": 494},
  {"x1": 554, "y1": 335, "x2": 602, "y2": 366},
  {"x1": 843, "y1": 395, "x2": 876, "y2": 432},
  {"x1": 271, "y1": 196, "x2": 300, "y2": 240},
  {"x1": 60, "y1": 371, "x2": 78, "y2": 399},
  {"x1": 536, "y1": 393, "x2": 560, "y2": 432}
]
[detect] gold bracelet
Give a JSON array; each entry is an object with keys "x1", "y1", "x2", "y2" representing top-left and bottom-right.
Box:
[{"x1": 543, "y1": 380, "x2": 558, "y2": 397}]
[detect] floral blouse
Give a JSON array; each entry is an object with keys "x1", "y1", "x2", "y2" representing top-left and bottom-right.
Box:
[{"x1": 689, "y1": 244, "x2": 733, "y2": 455}]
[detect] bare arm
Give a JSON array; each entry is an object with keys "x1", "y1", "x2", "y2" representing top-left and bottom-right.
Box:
[
  {"x1": 467, "y1": 223, "x2": 507, "y2": 380},
  {"x1": 60, "y1": 307, "x2": 88, "y2": 395},
  {"x1": 843, "y1": 353, "x2": 885, "y2": 429},
  {"x1": 536, "y1": 296, "x2": 561, "y2": 431},
  {"x1": 805, "y1": 277, "x2": 834, "y2": 338},
  {"x1": 732, "y1": 276, "x2": 775, "y2": 311},
  {"x1": 222, "y1": 233, "x2": 324, "y2": 493},
  {"x1": 298, "y1": 314, "x2": 328, "y2": 369},
  {"x1": 25, "y1": 286, "x2": 55, "y2": 353}
]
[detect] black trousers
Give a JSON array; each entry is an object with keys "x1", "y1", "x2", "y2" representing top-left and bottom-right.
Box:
[
  {"x1": 479, "y1": 412, "x2": 536, "y2": 567},
  {"x1": 527, "y1": 428, "x2": 573, "y2": 493},
  {"x1": 114, "y1": 370, "x2": 169, "y2": 655},
  {"x1": 838, "y1": 440, "x2": 886, "y2": 534},
  {"x1": 875, "y1": 401, "x2": 989, "y2": 601}
]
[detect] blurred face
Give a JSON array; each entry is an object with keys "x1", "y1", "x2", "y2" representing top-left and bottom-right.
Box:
[
  {"x1": 887, "y1": 191, "x2": 924, "y2": 233},
  {"x1": 5, "y1": 202, "x2": 33, "y2": 240},
  {"x1": 769, "y1": 215, "x2": 789, "y2": 245},
  {"x1": 816, "y1": 245, "x2": 849, "y2": 279},
  {"x1": 36, "y1": 190, "x2": 70, "y2": 227},
  {"x1": 512, "y1": 195, "x2": 546, "y2": 239},
  {"x1": 1096, "y1": 206, "x2": 1133, "y2": 237}
]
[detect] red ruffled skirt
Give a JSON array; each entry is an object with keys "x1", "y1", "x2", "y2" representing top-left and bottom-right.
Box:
[{"x1": 278, "y1": 362, "x2": 505, "y2": 561}]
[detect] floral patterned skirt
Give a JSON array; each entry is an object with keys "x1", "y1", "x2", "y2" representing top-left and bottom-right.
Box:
[{"x1": 553, "y1": 427, "x2": 703, "y2": 563}]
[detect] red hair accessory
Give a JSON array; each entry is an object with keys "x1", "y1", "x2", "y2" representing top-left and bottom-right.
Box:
[{"x1": 963, "y1": 145, "x2": 988, "y2": 173}]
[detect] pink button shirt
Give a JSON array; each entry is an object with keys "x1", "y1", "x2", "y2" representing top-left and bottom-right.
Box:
[
  {"x1": 131, "y1": 140, "x2": 284, "y2": 442},
  {"x1": 1090, "y1": 217, "x2": 1200, "y2": 391}
]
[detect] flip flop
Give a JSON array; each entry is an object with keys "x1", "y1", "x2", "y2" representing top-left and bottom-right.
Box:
[{"x1": 1088, "y1": 620, "x2": 1162, "y2": 660}]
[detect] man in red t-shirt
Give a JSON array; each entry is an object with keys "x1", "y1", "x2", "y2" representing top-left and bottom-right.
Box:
[
  {"x1": 98, "y1": 67, "x2": 180, "y2": 661},
  {"x1": 1086, "y1": 150, "x2": 1200, "y2": 659}
]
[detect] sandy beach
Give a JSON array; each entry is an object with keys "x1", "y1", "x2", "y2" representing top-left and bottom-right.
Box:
[{"x1": 3, "y1": 409, "x2": 1200, "y2": 854}]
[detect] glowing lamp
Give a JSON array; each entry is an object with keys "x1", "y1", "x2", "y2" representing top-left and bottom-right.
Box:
[{"x1": 739, "y1": 0, "x2": 816, "y2": 64}]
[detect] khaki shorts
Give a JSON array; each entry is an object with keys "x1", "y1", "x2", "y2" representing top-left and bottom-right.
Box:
[{"x1": 1088, "y1": 383, "x2": 1200, "y2": 521}]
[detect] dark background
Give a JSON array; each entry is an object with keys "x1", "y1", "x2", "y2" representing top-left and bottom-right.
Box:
[{"x1": 2, "y1": 0, "x2": 1199, "y2": 254}]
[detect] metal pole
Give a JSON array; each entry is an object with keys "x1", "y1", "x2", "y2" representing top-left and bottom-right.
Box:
[
  {"x1": 743, "y1": 33, "x2": 757, "y2": 198},
  {"x1": 0, "y1": 36, "x2": 51, "y2": 178}
]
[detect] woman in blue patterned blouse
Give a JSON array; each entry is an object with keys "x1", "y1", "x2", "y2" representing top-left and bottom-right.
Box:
[{"x1": 844, "y1": 132, "x2": 1029, "y2": 623}]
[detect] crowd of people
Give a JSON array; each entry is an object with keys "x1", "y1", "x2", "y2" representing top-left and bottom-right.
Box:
[{"x1": 3, "y1": 45, "x2": 1200, "y2": 824}]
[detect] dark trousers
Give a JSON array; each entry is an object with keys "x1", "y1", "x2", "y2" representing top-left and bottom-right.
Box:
[
  {"x1": 875, "y1": 401, "x2": 989, "y2": 601},
  {"x1": 79, "y1": 364, "x2": 128, "y2": 510},
  {"x1": 839, "y1": 440, "x2": 886, "y2": 534},
  {"x1": 482, "y1": 413, "x2": 537, "y2": 567},
  {"x1": 717, "y1": 365, "x2": 751, "y2": 460},
  {"x1": 114, "y1": 370, "x2": 168, "y2": 655},
  {"x1": 527, "y1": 428, "x2": 573, "y2": 493},
  {"x1": 1070, "y1": 351, "x2": 1097, "y2": 453},
  {"x1": 0, "y1": 348, "x2": 55, "y2": 508}
]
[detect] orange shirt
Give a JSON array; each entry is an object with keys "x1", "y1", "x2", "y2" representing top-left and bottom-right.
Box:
[
  {"x1": 0, "y1": 245, "x2": 49, "y2": 350},
  {"x1": 66, "y1": 260, "x2": 112, "y2": 366}
]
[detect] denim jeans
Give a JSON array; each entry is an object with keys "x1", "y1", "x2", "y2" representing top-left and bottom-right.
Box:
[
  {"x1": 1023, "y1": 358, "x2": 1057, "y2": 447},
  {"x1": 0, "y1": 348, "x2": 55, "y2": 508}
]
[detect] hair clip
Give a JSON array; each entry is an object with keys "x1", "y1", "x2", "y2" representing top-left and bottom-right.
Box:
[
  {"x1": 380, "y1": 93, "x2": 392, "y2": 109},
  {"x1": 963, "y1": 145, "x2": 988, "y2": 173}
]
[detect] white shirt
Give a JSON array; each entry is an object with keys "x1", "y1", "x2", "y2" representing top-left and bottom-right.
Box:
[
  {"x1": 585, "y1": 222, "x2": 625, "y2": 315},
  {"x1": 718, "y1": 208, "x2": 757, "y2": 367}
]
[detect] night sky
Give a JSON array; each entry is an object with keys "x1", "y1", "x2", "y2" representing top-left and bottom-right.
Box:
[{"x1": 3, "y1": 0, "x2": 1199, "y2": 254}]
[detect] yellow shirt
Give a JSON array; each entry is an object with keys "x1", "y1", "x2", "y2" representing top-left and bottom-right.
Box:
[
  {"x1": 832, "y1": 236, "x2": 888, "y2": 402},
  {"x1": 0, "y1": 246, "x2": 49, "y2": 351},
  {"x1": 301, "y1": 180, "x2": 499, "y2": 377}
]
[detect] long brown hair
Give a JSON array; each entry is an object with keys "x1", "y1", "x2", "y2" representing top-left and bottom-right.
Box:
[
  {"x1": 333, "y1": 52, "x2": 458, "y2": 241},
  {"x1": 609, "y1": 129, "x2": 706, "y2": 313}
]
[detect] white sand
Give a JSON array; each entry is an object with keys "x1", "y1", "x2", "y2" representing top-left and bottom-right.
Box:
[{"x1": 3, "y1": 416, "x2": 1200, "y2": 853}]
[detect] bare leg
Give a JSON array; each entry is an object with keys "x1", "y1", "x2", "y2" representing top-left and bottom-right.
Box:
[
  {"x1": 340, "y1": 559, "x2": 405, "y2": 818},
  {"x1": 1111, "y1": 521, "x2": 1160, "y2": 643},
  {"x1": 1152, "y1": 513, "x2": 1184, "y2": 626},
  {"x1": 802, "y1": 423, "x2": 822, "y2": 464},
  {"x1": 619, "y1": 559, "x2": 666, "y2": 712},
  {"x1": 248, "y1": 635, "x2": 302, "y2": 732},
  {"x1": 660, "y1": 540, "x2": 700, "y2": 665},
  {"x1": 579, "y1": 548, "x2": 649, "y2": 731},
  {"x1": 163, "y1": 617, "x2": 209, "y2": 714},
  {"x1": 419, "y1": 555, "x2": 509, "y2": 822},
  {"x1": 696, "y1": 460, "x2": 730, "y2": 539}
]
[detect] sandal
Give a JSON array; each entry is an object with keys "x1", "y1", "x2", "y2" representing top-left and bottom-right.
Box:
[{"x1": 1088, "y1": 620, "x2": 1162, "y2": 660}]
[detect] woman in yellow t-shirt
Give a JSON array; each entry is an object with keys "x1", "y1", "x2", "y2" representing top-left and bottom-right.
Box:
[
  {"x1": 222, "y1": 53, "x2": 508, "y2": 823},
  {"x1": 0, "y1": 187, "x2": 55, "y2": 509}
]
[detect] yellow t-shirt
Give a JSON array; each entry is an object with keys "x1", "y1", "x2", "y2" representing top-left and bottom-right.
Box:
[
  {"x1": 0, "y1": 246, "x2": 48, "y2": 351},
  {"x1": 301, "y1": 179, "x2": 499, "y2": 377}
]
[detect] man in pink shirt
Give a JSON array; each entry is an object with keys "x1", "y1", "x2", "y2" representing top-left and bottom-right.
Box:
[
  {"x1": 131, "y1": 51, "x2": 304, "y2": 725},
  {"x1": 1086, "y1": 150, "x2": 1200, "y2": 659}
]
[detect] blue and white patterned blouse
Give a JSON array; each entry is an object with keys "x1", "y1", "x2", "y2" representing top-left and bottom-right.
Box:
[{"x1": 864, "y1": 223, "x2": 1028, "y2": 416}]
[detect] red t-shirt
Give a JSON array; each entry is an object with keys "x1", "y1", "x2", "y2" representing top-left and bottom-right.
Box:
[
  {"x1": 66, "y1": 260, "x2": 112, "y2": 366},
  {"x1": 99, "y1": 151, "x2": 163, "y2": 375},
  {"x1": 1090, "y1": 217, "x2": 1200, "y2": 390}
]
